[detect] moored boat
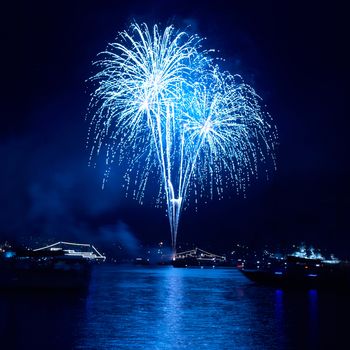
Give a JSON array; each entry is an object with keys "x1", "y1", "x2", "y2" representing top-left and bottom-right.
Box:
[
  {"x1": 240, "y1": 248, "x2": 350, "y2": 290},
  {"x1": 172, "y1": 248, "x2": 229, "y2": 268},
  {"x1": 0, "y1": 241, "x2": 105, "y2": 290}
]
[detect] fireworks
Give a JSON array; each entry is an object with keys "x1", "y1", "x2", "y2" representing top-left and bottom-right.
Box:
[{"x1": 87, "y1": 22, "x2": 277, "y2": 250}]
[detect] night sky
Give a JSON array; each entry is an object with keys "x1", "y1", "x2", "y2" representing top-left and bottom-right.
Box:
[{"x1": 0, "y1": 1, "x2": 347, "y2": 256}]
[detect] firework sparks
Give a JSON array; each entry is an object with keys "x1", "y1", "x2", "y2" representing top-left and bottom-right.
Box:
[{"x1": 87, "y1": 22, "x2": 277, "y2": 250}]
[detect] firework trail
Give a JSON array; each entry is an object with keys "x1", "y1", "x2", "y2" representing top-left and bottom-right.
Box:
[{"x1": 87, "y1": 22, "x2": 277, "y2": 251}]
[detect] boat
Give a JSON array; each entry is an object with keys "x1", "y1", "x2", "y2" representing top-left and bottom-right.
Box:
[
  {"x1": 172, "y1": 248, "x2": 229, "y2": 268},
  {"x1": 0, "y1": 241, "x2": 105, "y2": 290},
  {"x1": 239, "y1": 248, "x2": 350, "y2": 290}
]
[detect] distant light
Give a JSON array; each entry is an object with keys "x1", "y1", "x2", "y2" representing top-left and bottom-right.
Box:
[
  {"x1": 4, "y1": 251, "x2": 16, "y2": 258},
  {"x1": 307, "y1": 274, "x2": 318, "y2": 277},
  {"x1": 274, "y1": 271, "x2": 283, "y2": 275}
]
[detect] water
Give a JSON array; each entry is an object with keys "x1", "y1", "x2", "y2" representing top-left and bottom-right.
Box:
[{"x1": 0, "y1": 265, "x2": 348, "y2": 349}]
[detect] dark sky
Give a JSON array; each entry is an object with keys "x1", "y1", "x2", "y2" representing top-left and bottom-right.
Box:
[{"x1": 0, "y1": 1, "x2": 347, "y2": 256}]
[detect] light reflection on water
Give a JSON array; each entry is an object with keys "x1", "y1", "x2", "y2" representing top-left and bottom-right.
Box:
[{"x1": 0, "y1": 266, "x2": 348, "y2": 349}]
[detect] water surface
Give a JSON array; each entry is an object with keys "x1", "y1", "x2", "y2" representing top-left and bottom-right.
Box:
[{"x1": 0, "y1": 265, "x2": 347, "y2": 349}]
